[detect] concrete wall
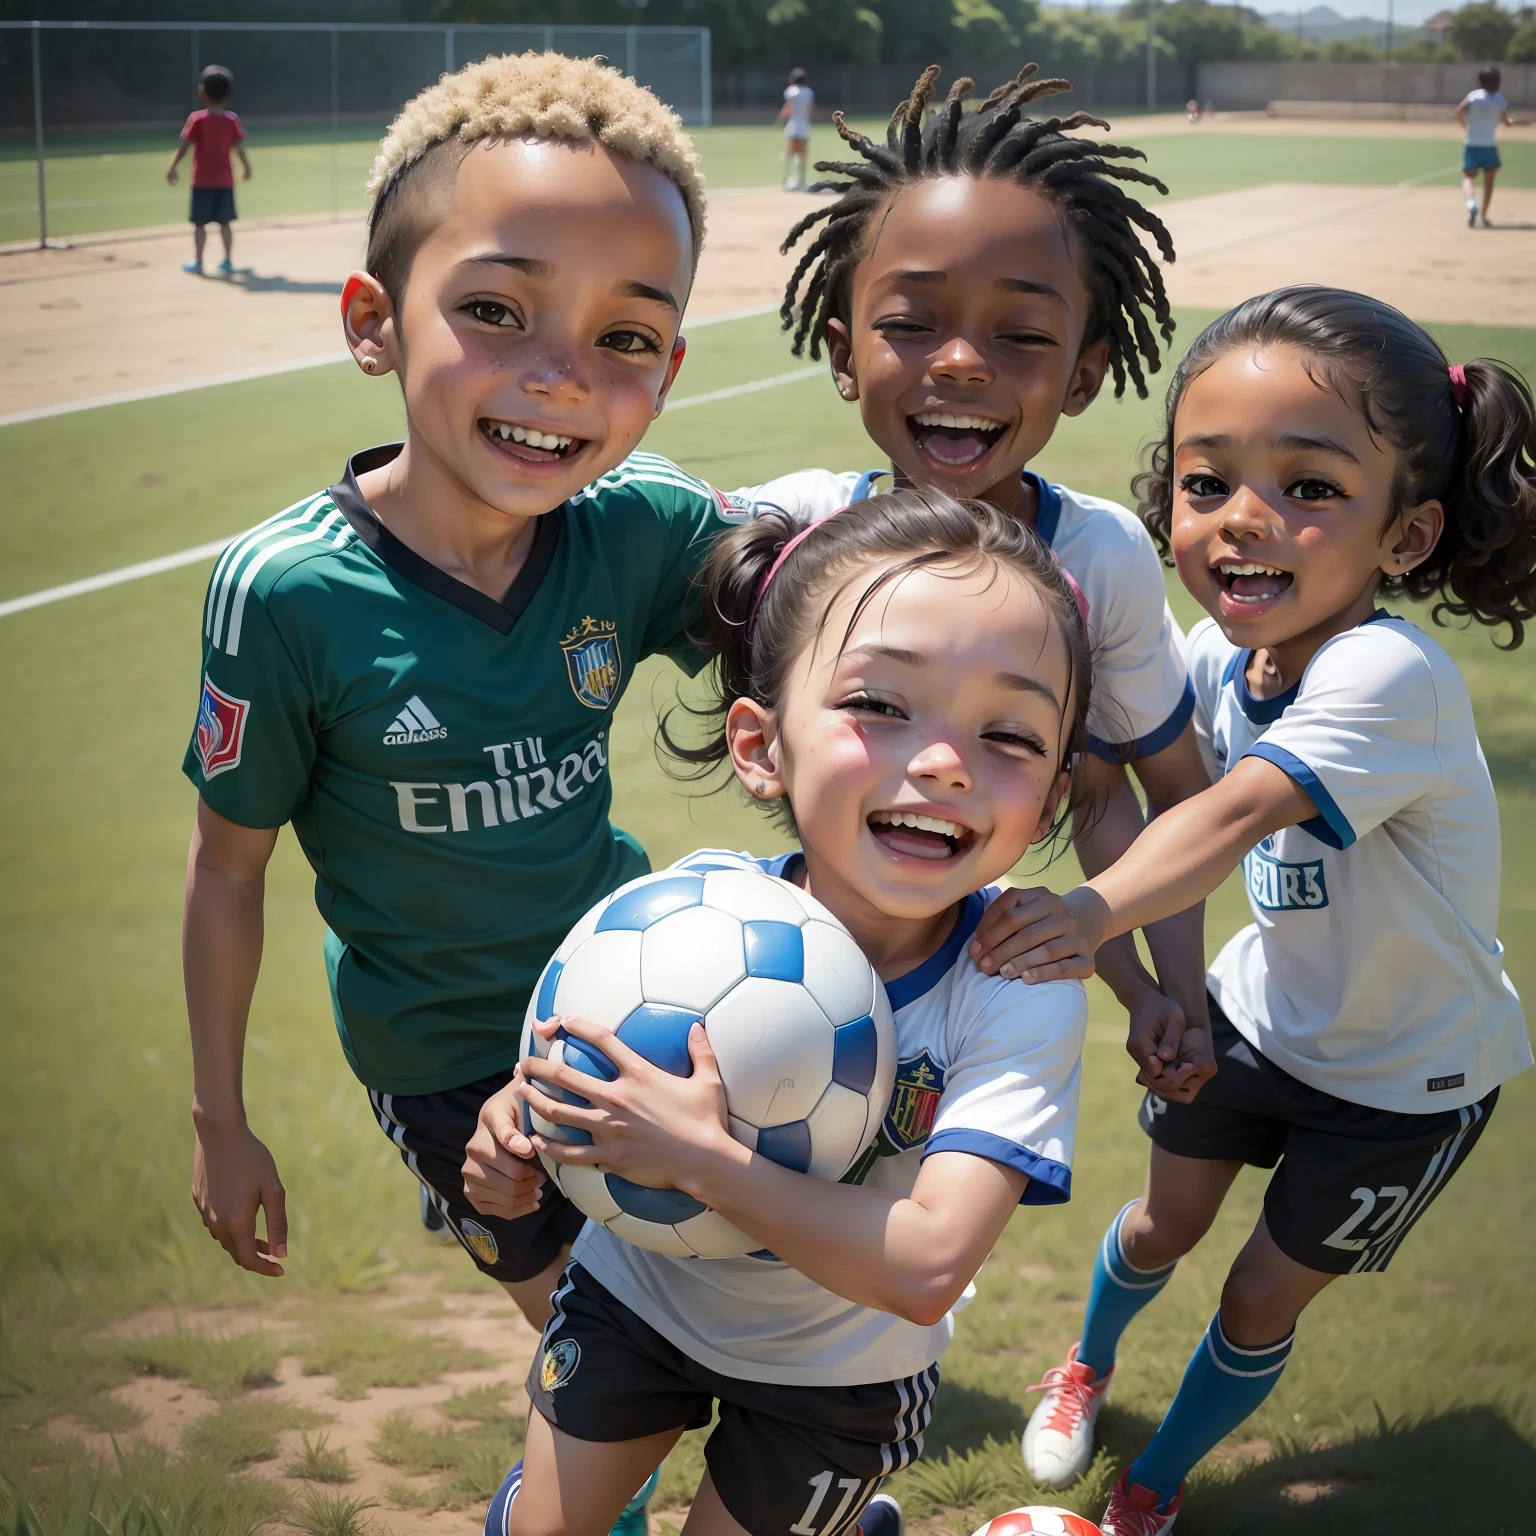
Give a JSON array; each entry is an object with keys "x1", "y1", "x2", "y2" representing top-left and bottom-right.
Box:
[{"x1": 1197, "y1": 59, "x2": 1536, "y2": 111}]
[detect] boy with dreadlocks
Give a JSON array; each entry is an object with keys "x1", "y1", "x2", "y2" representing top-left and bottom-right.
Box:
[{"x1": 737, "y1": 66, "x2": 1214, "y2": 1114}]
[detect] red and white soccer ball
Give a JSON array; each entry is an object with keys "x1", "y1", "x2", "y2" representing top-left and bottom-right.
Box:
[{"x1": 970, "y1": 1510, "x2": 1103, "y2": 1536}]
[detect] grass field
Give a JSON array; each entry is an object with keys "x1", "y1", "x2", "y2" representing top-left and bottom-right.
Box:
[
  {"x1": 3, "y1": 191, "x2": 1536, "y2": 1530},
  {"x1": 4, "y1": 118, "x2": 1534, "y2": 245}
]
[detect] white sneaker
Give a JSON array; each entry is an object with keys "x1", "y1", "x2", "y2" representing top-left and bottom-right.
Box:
[{"x1": 1021, "y1": 1343, "x2": 1113, "y2": 1487}]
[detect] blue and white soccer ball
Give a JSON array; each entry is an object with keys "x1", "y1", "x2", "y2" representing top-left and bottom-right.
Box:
[{"x1": 520, "y1": 863, "x2": 897, "y2": 1258}]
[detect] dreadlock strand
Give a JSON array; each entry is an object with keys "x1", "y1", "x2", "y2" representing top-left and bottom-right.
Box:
[
  {"x1": 1016, "y1": 77, "x2": 1074, "y2": 103},
  {"x1": 981, "y1": 63, "x2": 1040, "y2": 109}
]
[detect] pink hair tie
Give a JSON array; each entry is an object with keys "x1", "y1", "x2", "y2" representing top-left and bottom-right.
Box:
[
  {"x1": 746, "y1": 507, "x2": 847, "y2": 641},
  {"x1": 1448, "y1": 364, "x2": 1470, "y2": 408}
]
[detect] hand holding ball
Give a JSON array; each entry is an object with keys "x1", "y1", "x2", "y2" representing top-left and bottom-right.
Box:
[{"x1": 519, "y1": 865, "x2": 897, "y2": 1257}]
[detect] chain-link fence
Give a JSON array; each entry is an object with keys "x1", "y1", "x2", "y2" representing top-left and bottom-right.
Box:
[{"x1": 1, "y1": 20, "x2": 710, "y2": 247}]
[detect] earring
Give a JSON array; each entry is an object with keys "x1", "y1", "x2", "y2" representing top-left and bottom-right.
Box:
[
  {"x1": 756, "y1": 780, "x2": 769, "y2": 796},
  {"x1": 363, "y1": 357, "x2": 376, "y2": 372}
]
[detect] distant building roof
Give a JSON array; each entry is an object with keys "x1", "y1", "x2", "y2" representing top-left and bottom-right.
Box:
[{"x1": 1425, "y1": 9, "x2": 1454, "y2": 31}]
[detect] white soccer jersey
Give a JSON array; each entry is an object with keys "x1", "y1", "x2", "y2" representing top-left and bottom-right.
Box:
[
  {"x1": 1461, "y1": 88, "x2": 1507, "y2": 147},
  {"x1": 1189, "y1": 614, "x2": 1530, "y2": 1114},
  {"x1": 734, "y1": 468, "x2": 1193, "y2": 762},
  {"x1": 782, "y1": 82, "x2": 814, "y2": 138},
  {"x1": 572, "y1": 848, "x2": 1086, "y2": 1387}
]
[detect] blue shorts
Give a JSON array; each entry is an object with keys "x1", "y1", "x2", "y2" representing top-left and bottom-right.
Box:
[
  {"x1": 1463, "y1": 144, "x2": 1501, "y2": 173},
  {"x1": 190, "y1": 186, "x2": 237, "y2": 225}
]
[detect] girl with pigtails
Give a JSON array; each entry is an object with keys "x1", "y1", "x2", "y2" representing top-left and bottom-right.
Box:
[
  {"x1": 471, "y1": 490, "x2": 1098, "y2": 1536},
  {"x1": 979, "y1": 286, "x2": 1536, "y2": 1535}
]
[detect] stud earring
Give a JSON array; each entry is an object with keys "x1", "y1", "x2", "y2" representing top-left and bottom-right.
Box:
[
  {"x1": 756, "y1": 780, "x2": 769, "y2": 796},
  {"x1": 363, "y1": 357, "x2": 376, "y2": 372}
]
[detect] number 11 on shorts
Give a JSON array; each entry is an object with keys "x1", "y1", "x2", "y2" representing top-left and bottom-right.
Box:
[{"x1": 791, "y1": 1471, "x2": 864, "y2": 1535}]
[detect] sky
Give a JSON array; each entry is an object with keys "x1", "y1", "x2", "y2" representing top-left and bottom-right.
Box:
[{"x1": 1046, "y1": 1, "x2": 1456, "y2": 26}]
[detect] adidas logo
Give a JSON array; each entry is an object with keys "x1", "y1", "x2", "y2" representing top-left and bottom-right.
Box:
[{"x1": 383, "y1": 696, "x2": 447, "y2": 745}]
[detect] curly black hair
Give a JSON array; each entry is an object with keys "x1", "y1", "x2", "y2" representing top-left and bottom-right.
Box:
[
  {"x1": 1135, "y1": 285, "x2": 1536, "y2": 649},
  {"x1": 779, "y1": 64, "x2": 1176, "y2": 399}
]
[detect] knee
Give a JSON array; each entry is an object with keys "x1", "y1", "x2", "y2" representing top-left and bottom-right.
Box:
[
  {"x1": 1121, "y1": 1200, "x2": 1203, "y2": 1270},
  {"x1": 1219, "y1": 1257, "x2": 1300, "y2": 1345}
]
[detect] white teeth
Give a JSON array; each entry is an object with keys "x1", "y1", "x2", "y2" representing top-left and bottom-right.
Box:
[
  {"x1": 912, "y1": 411, "x2": 1005, "y2": 432},
  {"x1": 488, "y1": 422, "x2": 574, "y2": 450},
  {"x1": 1220, "y1": 562, "x2": 1285, "y2": 577},
  {"x1": 870, "y1": 810, "x2": 966, "y2": 838}
]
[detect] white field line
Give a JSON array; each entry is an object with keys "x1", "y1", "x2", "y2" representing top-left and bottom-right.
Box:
[
  {"x1": 0, "y1": 303, "x2": 782, "y2": 430},
  {"x1": 0, "y1": 356, "x2": 824, "y2": 622}
]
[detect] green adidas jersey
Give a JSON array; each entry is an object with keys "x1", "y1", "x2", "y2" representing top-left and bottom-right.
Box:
[{"x1": 184, "y1": 444, "x2": 742, "y2": 1094}]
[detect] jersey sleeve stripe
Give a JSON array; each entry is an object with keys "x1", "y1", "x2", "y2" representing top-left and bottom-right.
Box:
[
  {"x1": 203, "y1": 495, "x2": 328, "y2": 638},
  {"x1": 923, "y1": 1128, "x2": 1073, "y2": 1205},
  {"x1": 222, "y1": 510, "x2": 349, "y2": 656},
  {"x1": 1087, "y1": 678, "x2": 1196, "y2": 764},
  {"x1": 1241, "y1": 741, "x2": 1356, "y2": 849},
  {"x1": 206, "y1": 494, "x2": 333, "y2": 644}
]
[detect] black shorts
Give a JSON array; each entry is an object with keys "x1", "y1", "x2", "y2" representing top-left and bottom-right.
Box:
[
  {"x1": 367, "y1": 1070, "x2": 584, "y2": 1283},
  {"x1": 527, "y1": 1263, "x2": 938, "y2": 1536},
  {"x1": 190, "y1": 186, "x2": 237, "y2": 224},
  {"x1": 1141, "y1": 997, "x2": 1498, "y2": 1275}
]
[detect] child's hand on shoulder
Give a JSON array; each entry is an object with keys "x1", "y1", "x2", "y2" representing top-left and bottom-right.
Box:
[
  {"x1": 518, "y1": 1015, "x2": 738, "y2": 1196},
  {"x1": 1124, "y1": 988, "x2": 1215, "y2": 1104},
  {"x1": 462, "y1": 1071, "x2": 546, "y2": 1221},
  {"x1": 968, "y1": 886, "x2": 1100, "y2": 983}
]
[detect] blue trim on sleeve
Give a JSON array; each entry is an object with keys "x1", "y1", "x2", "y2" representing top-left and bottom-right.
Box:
[
  {"x1": 1243, "y1": 742, "x2": 1356, "y2": 850},
  {"x1": 1020, "y1": 471, "x2": 1063, "y2": 547},
  {"x1": 1089, "y1": 678, "x2": 1196, "y2": 763},
  {"x1": 884, "y1": 891, "x2": 987, "y2": 1012},
  {"x1": 849, "y1": 469, "x2": 889, "y2": 503},
  {"x1": 762, "y1": 851, "x2": 804, "y2": 882},
  {"x1": 923, "y1": 1129, "x2": 1073, "y2": 1205}
]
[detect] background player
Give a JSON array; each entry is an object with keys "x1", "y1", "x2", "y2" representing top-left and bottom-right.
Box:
[
  {"x1": 166, "y1": 64, "x2": 251, "y2": 276},
  {"x1": 975, "y1": 286, "x2": 1536, "y2": 1535},
  {"x1": 749, "y1": 66, "x2": 1213, "y2": 1105},
  {"x1": 470, "y1": 489, "x2": 1090, "y2": 1536},
  {"x1": 1457, "y1": 65, "x2": 1512, "y2": 229},
  {"x1": 778, "y1": 66, "x2": 815, "y2": 191}
]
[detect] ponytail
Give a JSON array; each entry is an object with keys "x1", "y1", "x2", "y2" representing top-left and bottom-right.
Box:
[
  {"x1": 1418, "y1": 358, "x2": 1536, "y2": 648},
  {"x1": 1136, "y1": 286, "x2": 1536, "y2": 647}
]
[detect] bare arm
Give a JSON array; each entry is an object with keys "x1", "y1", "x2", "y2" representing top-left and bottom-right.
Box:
[
  {"x1": 522, "y1": 1017, "x2": 1026, "y2": 1325},
  {"x1": 985, "y1": 757, "x2": 1315, "y2": 982},
  {"x1": 167, "y1": 142, "x2": 188, "y2": 183},
  {"x1": 184, "y1": 797, "x2": 288, "y2": 1275},
  {"x1": 237, "y1": 145, "x2": 252, "y2": 180}
]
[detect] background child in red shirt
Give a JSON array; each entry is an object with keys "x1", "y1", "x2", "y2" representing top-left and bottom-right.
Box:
[{"x1": 166, "y1": 64, "x2": 251, "y2": 276}]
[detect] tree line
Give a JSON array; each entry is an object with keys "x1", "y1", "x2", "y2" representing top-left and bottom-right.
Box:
[{"x1": 15, "y1": 0, "x2": 1535, "y2": 72}]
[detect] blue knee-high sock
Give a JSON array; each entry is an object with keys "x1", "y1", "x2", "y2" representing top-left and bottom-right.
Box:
[
  {"x1": 1128, "y1": 1314, "x2": 1294, "y2": 1503},
  {"x1": 483, "y1": 1461, "x2": 656, "y2": 1536},
  {"x1": 1077, "y1": 1200, "x2": 1178, "y2": 1376}
]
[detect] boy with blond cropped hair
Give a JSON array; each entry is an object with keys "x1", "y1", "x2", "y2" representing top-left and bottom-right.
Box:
[{"x1": 181, "y1": 56, "x2": 735, "y2": 1392}]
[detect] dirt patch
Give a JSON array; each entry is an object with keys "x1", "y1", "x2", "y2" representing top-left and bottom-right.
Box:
[
  {"x1": 0, "y1": 188, "x2": 821, "y2": 419},
  {"x1": 1156, "y1": 181, "x2": 1536, "y2": 327},
  {"x1": 1276, "y1": 1472, "x2": 1369, "y2": 1504},
  {"x1": 8, "y1": 167, "x2": 1533, "y2": 422},
  {"x1": 26, "y1": 1281, "x2": 545, "y2": 1536}
]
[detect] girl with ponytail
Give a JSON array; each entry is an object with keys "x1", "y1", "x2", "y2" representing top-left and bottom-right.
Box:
[
  {"x1": 974, "y1": 286, "x2": 1536, "y2": 1535},
  {"x1": 482, "y1": 489, "x2": 1097, "y2": 1536}
]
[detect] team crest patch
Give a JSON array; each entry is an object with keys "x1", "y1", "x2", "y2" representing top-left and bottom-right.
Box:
[
  {"x1": 458, "y1": 1218, "x2": 499, "y2": 1267},
  {"x1": 195, "y1": 675, "x2": 249, "y2": 780},
  {"x1": 712, "y1": 487, "x2": 756, "y2": 523},
  {"x1": 539, "y1": 1338, "x2": 581, "y2": 1393},
  {"x1": 883, "y1": 1050, "x2": 946, "y2": 1153},
  {"x1": 561, "y1": 616, "x2": 622, "y2": 710}
]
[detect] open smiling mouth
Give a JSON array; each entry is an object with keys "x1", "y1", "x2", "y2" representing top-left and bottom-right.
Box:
[
  {"x1": 907, "y1": 411, "x2": 1007, "y2": 469},
  {"x1": 479, "y1": 418, "x2": 587, "y2": 464},
  {"x1": 1217, "y1": 561, "x2": 1294, "y2": 604},
  {"x1": 868, "y1": 809, "x2": 977, "y2": 862}
]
